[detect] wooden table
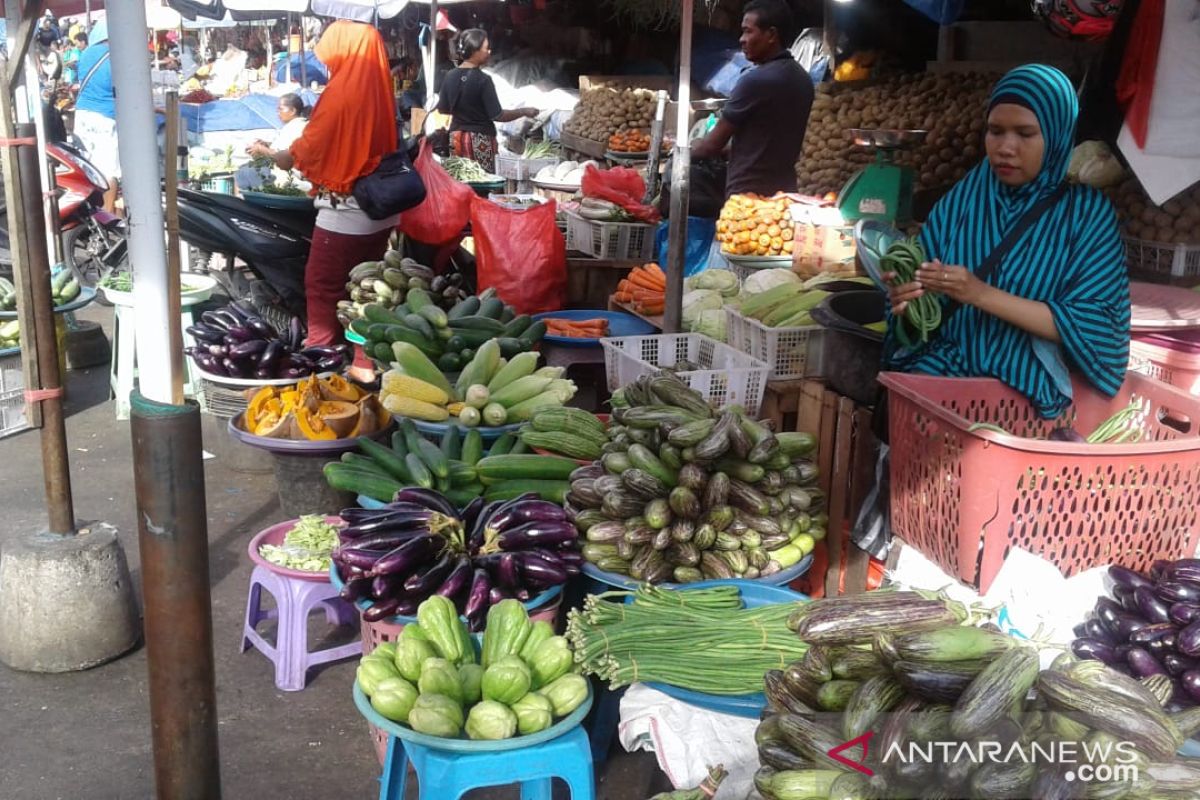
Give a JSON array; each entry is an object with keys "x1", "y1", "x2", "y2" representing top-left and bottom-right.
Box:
[
  {"x1": 566, "y1": 256, "x2": 641, "y2": 309},
  {"x1": 606, "y1": 298, "x2": 664, "y2": 331}
]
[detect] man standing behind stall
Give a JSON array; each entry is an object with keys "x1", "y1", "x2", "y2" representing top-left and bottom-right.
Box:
[{"x1": 692, "y1": 0, "x2": 814, "y2": 197}]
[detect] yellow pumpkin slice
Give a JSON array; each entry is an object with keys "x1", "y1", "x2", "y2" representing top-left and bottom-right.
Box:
[{"x1": 318, "y1": 400, "x2": 361, "y2": 438}]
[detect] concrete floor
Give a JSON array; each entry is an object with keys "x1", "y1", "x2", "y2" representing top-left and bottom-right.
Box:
[{"x1": 0, "y1": 306, "x2": 669, "y2": 800}]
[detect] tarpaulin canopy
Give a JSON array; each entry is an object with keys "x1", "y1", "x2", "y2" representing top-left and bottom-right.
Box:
[{"x1": 166, "y1": 0, "x2": 501, "y2": 24}]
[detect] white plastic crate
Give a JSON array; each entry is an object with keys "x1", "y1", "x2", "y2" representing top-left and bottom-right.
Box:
[
  {"x1": 601, "y1": 333, "x2": 769, "y2": 414},
  {"x1": 1, "y1": 350, "x2": 21, "y2": 394},
  {"x1": 1124, "y1": 236, "x2": 1200, "y2": 281},
  {"x1": 723, "y1": 306, "x2": 825, "y2": 381},
  {"x1": 565, "y1": 211, "x2": 656, "y2": 262},
  {"x1": 495, "y1": 153, "x2": 559, "y2": 182},
  {"x1": 1, "y1": 388, "x2": 28, "y2": 438}
]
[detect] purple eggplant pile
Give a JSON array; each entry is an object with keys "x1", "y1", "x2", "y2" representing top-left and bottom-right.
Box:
[
  {"x1": 1073, "y1": 559, "x2": 1200, "y2": 707},
  {"x1": 184, "y1": 302, "x2": 350, "y2": 380},
  {"x1": 333, "y1": 488, "x2": 581, "y2": 630}
]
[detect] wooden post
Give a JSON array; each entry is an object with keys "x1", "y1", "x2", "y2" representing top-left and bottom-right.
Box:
[{"x1": 164, "y1": 90, "x2": 184, "y2": 405}]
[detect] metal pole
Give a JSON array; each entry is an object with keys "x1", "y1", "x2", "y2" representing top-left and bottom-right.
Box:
[
  {"x1": 130, "y1": 393, "x2": 221, "y2": 800},
  {"x1": 299, "y1": 16, "x2": 307, "y2": 87},
  {"x1": 426, "y1": 0, "x2": 438, "y2": 110},
  {"x1": 23, "y1": 57, "x2": 59, "y2": 265},
  {"x1": 15, "y1": 120, "x2": 74, "y2": 533},
  {"x1": 643, "y1": 90, "x2": 667, "y2": 204},
  {"x1": 163, "y1": 90, "x2": 184, "y2": 404},
  {"x1": 108, "y1": 0, "x2": 182, "y2": 404},
  {"x1": 85, "y1": 0, "x2": 92, "y2": 32},
  {"x1": 662, "y1": 0, "x2": 693, "y2": 334},
  {"x1": 286, "y1": 13, "x2": 292, "y2": 84}
]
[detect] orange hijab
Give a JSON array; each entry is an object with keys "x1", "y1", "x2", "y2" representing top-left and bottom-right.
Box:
[{"x1": 290, "y1": 20, "x2": 396, "y2": 195}]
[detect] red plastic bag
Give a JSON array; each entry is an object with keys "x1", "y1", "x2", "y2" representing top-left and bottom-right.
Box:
[
  {"x1": 581, "y1": 165, "x2": 662, "y2": 223},
  {"x1": 470, "y1": 195, "x2": 566, "y2": 315},
  {"x1": 399, "y1": 140, "x2": 475, "y2": 245}
]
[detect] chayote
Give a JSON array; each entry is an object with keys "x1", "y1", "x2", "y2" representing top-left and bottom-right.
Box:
[
  {"x1": 510, "y1": 691, "x2": 554, "y2": 736},
  {"x1": 481, "y1": 654, "x2": 532, "y2": 705},
  {"x1": 417, "y1": 596, "x2": 464, "y2": 663},
  {"x1": 459, "y1": 663, "x2": 485, "y2": 706},
  {"x1": 407, "y1": 693, "x2": 463, "y2": 738},
  {"x1": 356, "y1": 657, "x2": 401, "y2": 697},
  {"x1": 465, "y1": 700, "x2": 518, "y2": 741},
  {"x1": 418, "y1": 657, "x2": 463, "y2": 705},
  {"x1": 529, "y1": 636, "x2": 573, "y2": 690},
  {"x1": 369, "y1": 676, "x2": 418, "y2": 723},
  {"x1": 482, "y1": 599, "x2": 531, "y2": 668},
  {"x1": 540, "y1": 673, "x2": 588, "y2": 717},
  {"x1": 369, "y1": 642, "x2": 398, "y2": 662},
  {"x1": 519, "y1": 620, "x2": 555, "y2": 662},
  {"x1": 395, "y1": 635, "x2": 436, "y2": 684}
]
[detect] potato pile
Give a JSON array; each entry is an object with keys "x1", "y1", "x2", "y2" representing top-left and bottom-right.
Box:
[
  {"x1": 1107, "y1": 177, "x2": 1200, "y2": 245},
  {"x1": 565, "y1": 87, "x2": 657, "y2": 144},
  {"x1": 796, "y1": 72, "x2": 996, "y2": 197},
  {"x1": 716, "y1": 194, "x2": 795, "y2": 257}
]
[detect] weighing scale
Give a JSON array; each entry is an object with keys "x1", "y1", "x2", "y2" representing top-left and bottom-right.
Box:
[{"x1": 836, "y1": 129, "x2": 927, "y2": 225}]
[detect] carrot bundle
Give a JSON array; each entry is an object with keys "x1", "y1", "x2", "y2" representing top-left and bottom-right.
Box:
[
  {"x1": 544, "y1": 317, "x2": 610, "y2": 339},
  {"x1": 614, "y1": 263, "x2": 666, "y2": 316}
]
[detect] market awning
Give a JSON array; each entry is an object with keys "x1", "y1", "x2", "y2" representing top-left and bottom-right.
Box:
[{"x1": 165, "y1": 0, "x2": 502, "y2": 23}]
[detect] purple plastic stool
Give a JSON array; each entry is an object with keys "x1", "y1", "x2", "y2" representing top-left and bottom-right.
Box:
[{"x1": 241, "y1": 519, "x2": 361, "y2": 691}]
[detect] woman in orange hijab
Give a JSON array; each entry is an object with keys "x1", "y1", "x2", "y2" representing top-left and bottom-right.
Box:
[{"x1": 251, "y1": 20, "x2": 398, "y2": 345}]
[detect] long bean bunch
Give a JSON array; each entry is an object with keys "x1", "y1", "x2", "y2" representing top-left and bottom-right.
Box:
[
  {"x1": 1087, "y1": 401, "x2": 1144, "y2": 444},
  {"x1": 565, "y1": 585, "x2": 809, "y2": 695},
  {"x1": 883, "y1": 237, "x2": 942, "y2": 346}
]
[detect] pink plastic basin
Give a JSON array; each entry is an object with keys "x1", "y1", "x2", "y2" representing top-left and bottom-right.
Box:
[{"x1": 248, "y1": 516, "x2": 345, "y2": 583}]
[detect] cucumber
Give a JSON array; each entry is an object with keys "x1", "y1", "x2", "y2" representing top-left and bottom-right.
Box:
[
  {"x1": 489, "y1": 433, "x2": 516, "y2": 456},
  {"x1": 484, "y1": 479, "x2": 569, "y2": 503},
  {"x1": 403, "y1": 422, "x2": 450, "y2": 479},
  {"x1": 437, "y1": 352, "x2": 463, "y2": 372},
  {"x1": 477, "y1": 297, "x2": 505, "y2": 319},
  {"x1": 406, "y1": 287, "x2": 434, "y2": 312},
  {"x1": 475, "y1": 454, "x2": 578, "y2": 484},
  {"x1": 499, "y1": 306, "x2": 515, "y2": 324},
  {"x1": 362, "y1": 303, "x2": 403, "y2": 325},
  {"x1": 446, "y1": 327, "x2": 496, "y2": 349},
  {"x1": 500, "y1": 315, "x2": 532, "y2": 338},
  {"x1": 323, "y1": 463, "x2": 402, "y2": 502},
  {"x1": 448, "y1": 461, "x2": 478, "y2": 487},
  {"x1": 374, "y1": 342, "x2": 395, "y2": 362},
  {"x1": 461, "y1": 430, "x2": 484, "y2": 466},
  {"x1": 627, "y1": 444, "x2": 678, "y2": 488},
  {"x1": 445, "y1": 485, "x2": 486, "y2": 508},
  {"x1": 518, "y1": 320, "x2": 547, "y2": 346},
  {"x1": 404, "y1": 452, "x2": 434, "y2": 489},
  {"x1": 440, "y1": 426, "x2": 461, "y2": 460},
  {"x1": 495, "y1": 337, "x2": 524, "y2": 359},
  {"x1": 447, "y1": 296, "x2": 480, "y2": 320},
  {"x1": 403, "y1": 313, "x2": 437, "y2": 341},
  {"x1": 418, "y1": 305, "x2": 449, "y2": 329},
  {"x1": 339, "y1": 452, "x2": 393, "y2": 476},
  {"x1": 449, "y1": 315, "x2": 506, "y2": 334},
  {"x1": 357, "y1": 436, "x2": 413, "y2": 483}
]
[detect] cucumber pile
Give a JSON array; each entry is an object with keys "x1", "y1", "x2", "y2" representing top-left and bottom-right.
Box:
[
  {"x1": 0, "y1": 319, "x2": 18, "y2": 349},
  {"x1": 756, "y1": 594, "x2": 1200, "y2": 800},
  {"x1": 0, "y1": 270, "x2": 81, "y2": 312},
  {"x1": 350, "y1": 287, "x2": 547, "y2": 376},
  {"x1": 570, "y1": 371, "x2": 826, "y2": 583},
  {"x1": 336, "y1": 251, "x2": 470, "y2": 327}
]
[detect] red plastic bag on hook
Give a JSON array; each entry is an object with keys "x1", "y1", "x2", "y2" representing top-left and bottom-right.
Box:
[
  {"x1": 581, "y1": 164, "x2": 662, "y2": 223},
  {"x1": 470, "y1": 195, "x2": 566, "y2": 315},
  {"x1": 399, "y1": 139, "x2": 475, "y2": 245}
]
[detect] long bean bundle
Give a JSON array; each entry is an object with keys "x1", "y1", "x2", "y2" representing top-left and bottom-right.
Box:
[
  {"x1": 883, "y1": 237, "x2": 942, "y2": 346},
  {"x1": 565, "y1": 585, "x2": 808, "y2": 695},
  {"x1": 1087, "y1": 401, "x2": 1144, "y2": 444}
]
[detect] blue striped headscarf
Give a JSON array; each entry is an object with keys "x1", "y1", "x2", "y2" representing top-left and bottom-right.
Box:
[{"x1": 890, "y1": 64, "x2": 1130, "y2": 418}]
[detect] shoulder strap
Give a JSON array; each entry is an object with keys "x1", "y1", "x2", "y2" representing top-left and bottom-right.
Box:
[
  {"x1": 940, "y1": 182, "x2": 1069, "y2": 326},
  {"x1": 78, "y1": 50, "x2": 110, "y2": 94}
]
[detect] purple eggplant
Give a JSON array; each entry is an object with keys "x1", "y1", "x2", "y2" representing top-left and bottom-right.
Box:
[
  {"x1": 339, "y1": 575, "x2": 371, "y2": 602},
  {"x1": 347, "y1": 529, "x2": 428, "y2": 552},
  {"x1": 515, "y1": 588, "x2": 531, "y2": 602},
  {"x1": 222, "y1": 357, "x2": 250, "y2": 378},
  {"x1": 489, "y1": 587, "x2": 513, "y2": 605},
  {"x1": 362, "y1": 596, "x2": 404, "y2": 623},
  {"x1": 1048, "y1": 426, "x2": 1086, "y2": 442},
  {"x1": 436, "y1": 556, "x2": 473, "y2": 607},
  {"x1": 288, "y1": 316, "x2": 305, "y2": 350},
  {"x1": 187, "y1": 324, "x2": 226, "y2": 344},
  {"x1": 1130, "y1": 622, "x2": 1178, "y2": 644},
  {"x1": 206, "y1": 344, "x2": 229, "y2": 358},
  {"x1": 496, "y1": 520, "x2": 579, "y2": 551},
  {"x1": 1179, "y1": 620, "x2": 1200, "y2": 657},
  {"x1": 392, "y1": 488, "x2": 459, "y2": 518},
  {"x1": 1072, "y1": 638, "x2": 1117, "y2": 663},
  {"x1": 246, "y1": 318, "x2": 274, "y2": 339},
  {"x1": 517, "y1": 551, "x2": 568, "y2": 587},
  {"x1": 192, "y1": 352, "x2": 219, "y2": 374},
  {"x1": 493, "y1": 552, "x2": 520, "y2": 588},
  {"x1": 464, "y1": 568, "x2": 490, "y2": 631},
  {"x1": 1129, "y1": 647, "x2": 1168, "y2": 679},
  {"x1": 316, "y1": 355, "x2": 345, "y2": 372},
  {"x1": 229, "y1": 339, "x2": 269, "y2": 361},
  {"x1": 259, "y1": 341, "x2": 284, "y2": 373},
  {"x1": 1171, "y1": 603, "x2": 1200, "y2": 627},
  {"x1": 468, "y1": 500, "x2": 506, "y2": 553},
  {"x1": 1170, "y1": 564, "x2": 1200, "y2": 586},
  {"x1": 1182, "y1": 671, "x2": 1200, "y2": 702},
  {"x1": 1082, "y1": 618, "x2": 1115, "y2": 643},
  {"x1": 371, "y1": 573, "x2": 403, "y2": 600},
  {"x1": 1112, "y1": 612, "x2": 1150, "y2": 640},
  {"x1": 332, "y1": 546, "x2": 384, "y2": 571},
  {"x1": 340, "y1": 508, "x2": 435, "y2": 536},
  {"x1": 1096, "y1": 598, "x2": 1124, "y2": 633},
  {"x1": 486, "y1": 500, "x2": 568, "y2": 534},
  {"x1": 1159, "y1": 582, "x2": 1200, "y2": 604},
  {"x1": 1118, "y1": 588, "x2": 1141, "y2": 614},
  {"x1": 404, "y1": 552, "x2": 455, "y2": 596},
  {"x1": 302, "y1": 345, "x2": 343, "y2": 360},
  {"x1": 254, "y1": 368, "x2": 272, "y2": 379},
  {"x1": 1164, "y1": 653, "x2": 1200, "y2": 676},
  {"x1": 367, "y1": 535, "x2": 443, "y2": 578},
  {"x1": 1108, "y1": 564, "x2": 1154, "y2": 591},
  {"x1": 460, "y1": 497, "x2": 486, "y2": 532},
  {"x1": 201, "y1": 309, "x2": 238, "y2": 331},
  {"x1": 1148, "y1": 635, "x2": 1176, "y2": 656},
  {"x1": 1135, "y1": 586, "x2": 1173, "y2": 624}
]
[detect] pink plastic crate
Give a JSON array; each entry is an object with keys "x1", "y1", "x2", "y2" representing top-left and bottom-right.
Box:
[
  {"x1": 881, "y1": 371, "x2": 1200, "y2": 592},
  {"x1": 1129, "y1": 330, "x2": 1200, "y2": 395}
]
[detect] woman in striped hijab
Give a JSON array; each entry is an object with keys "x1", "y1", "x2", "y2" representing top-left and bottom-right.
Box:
[{"x1": 887, "y1": 64, "x2": 1130, "y2": 418}]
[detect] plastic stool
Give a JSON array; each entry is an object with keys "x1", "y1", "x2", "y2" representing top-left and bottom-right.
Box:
[
  {"x1": 240, "y1": 564, "x2": 361, "y2": 691},
  {"x1": 109, "y1": 302, "x2": 202, "y2": 420},
  {"x1": 377, "y1": 726, "x2": 595, "y2": 800}
]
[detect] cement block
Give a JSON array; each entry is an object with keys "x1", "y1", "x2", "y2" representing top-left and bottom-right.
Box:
[{"x1": 0, "y1": 525, "x2": 140, "y2": 672}]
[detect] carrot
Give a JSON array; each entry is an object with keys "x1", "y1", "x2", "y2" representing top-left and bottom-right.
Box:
[
  {"x1": 631, "y1": 266, "x2": 665, "y2": 290},
  {"x1": 613, "y1": 291, "x2": 633, "y2": 303},
  {"x1": 644, "y1": 263, "x2": 666, "y2": 282},
  {"x1": 627, "y1": 270, "x2": 662, "y2": 292},
  {"x1": 638, "y1": 303, "x2": 665, "y2": 316}
]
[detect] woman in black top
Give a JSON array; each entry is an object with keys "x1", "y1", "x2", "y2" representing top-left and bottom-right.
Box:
[{"x1": 437, "y1": 29, "x2": 537, "y2": 172}]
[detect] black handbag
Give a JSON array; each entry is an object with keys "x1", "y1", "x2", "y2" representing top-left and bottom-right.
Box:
[{"x1": 352, "y1": 146, "x2": 427, "y2": 220}]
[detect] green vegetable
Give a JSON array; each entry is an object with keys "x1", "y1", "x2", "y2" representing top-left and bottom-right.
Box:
[
  {"x1": 519, "y1": 621, "x2": 555, "y2": 662},
  {"x1": 539, "y1": 673, "x2": 588, "y2": 717},
  {"x1": 459, "y1": 663, "x2": 484, "y2": 705},
  {"x1": 528, "y1": 636, "x2": 574, "y2": 690},
  {"x1": 482, "y1": 599, "x2": 532, "y2": 668},
  {"x1": 464, "y1": 699, "x2": 518, "y2": 741},
  {"x1": 257, "y1": 515, "x2": 339, "y2": 573},
  {"x1": 443, "y1": 156, "x2": 500, "y2": 183},
  {"x1": 356, "y1": 657, "x2": 401, "y2": 696},
  {"x1": 418, "y1": 657, "x2": 464, "y2": 704},
  {"x1": 883, "y1": 237, "x2": 941, "y2": 346},
  {"x1": 482, "y1": 655, "x2": 532, "y2": 705},
  {"x1": 510, "y1": 691, "x2": 554, "y2": 735},
  {"x1": 394, "y1": 629, "x2": 436, "y2": 683},
  {"x1": 370, "y1": 676, "x2": 419, "y2": 722},
  {"x1": 407, "y1": 693, "x2": 464, "y2": 738},
  {"x1": 482, "y1": 402, "x2": 508, "y2": 427},
  {"x1": 417, "y1": 596, "x2": 465, "y2": 664}
]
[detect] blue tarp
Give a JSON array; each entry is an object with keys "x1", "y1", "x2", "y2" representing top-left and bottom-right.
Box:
[
  {"x1": 274, "y1": 52, "x2": 329, "y2": 86},
  {"x1": 182, "y1": 91, "x2": 319, "y2": 134}
]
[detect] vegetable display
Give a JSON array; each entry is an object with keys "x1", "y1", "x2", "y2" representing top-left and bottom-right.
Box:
[
  {"x1": 518, "y1": 140, "x2": 559, "y2": 161},
  {"x1": 533, "y1": 159, "x2": 597, "y2": 187},
  {"x1": 732, "y1": 281, "x2": 829, "y2": 330},
  {"x1": 443, "y1": 156, "x2": 501, "y2": 184},
  {"x1": 185, "y1": 301, "x2": 348, "y2": 379},
  {"x1": 0, "y1": 269, "x2": 81, "y2": 312},
  {"x1": 331, "y1": 488, "x2": 581, "y2": 627},
  {"x1": 337, "y1": 253, "x2": 469, "y2": 327},
  {"x1": 1109, "y1": 175, "x2": 1200, "y2": 245},
  {"x1": 882, "y1": 237, "x2": 942, "y2": 346},
  {"x1": 575, "y1": 197, "x2": 637, "y2": 223},
  {"x1": 571, "y1": 372, "x2": 825, "y2": 582},
  {"x1": 542, "y1": 317, "x2": 610, "y2": 339},
  {"x1": 378, "y1": 339, "x2": 574, "y2": 428},
  {"x1": 258, "y1": 515, "x2": 341, "y2": 573},
  {"x1": 612, "y1": 263, "x2": 666, "y2": 317},
  {"x1": 349, "y1": 287, "x2": 547, "y2": 378},
  {"x1": 356, "y1": 597, "x2": 588, "y2": 739},
  {"x1": 564, "y1": 86, "x2": 657, "y2": 145},
  {"x1": 519, "y1": 407, "x2": 609, "y2": 463},
  {"x1": 681, "y1": 270, "x2": 740, "y2": 342},
  {"x1": 967, "y1": 400, "x2": 1145, "y2": 444},
  {"x1": 0, "y1": 319, "x2": 19, "y2": 349},
  {"x1": 717, "y1": 194, "x2": 796, "y2": 258},
  {"x1": 323, "y1": 419, "x2": 573, "y2": 505},
  {"x1": 607, "y1": 129, "x2": 653, "y2": 153},
  {"x1": 566, "y1": 584, "x2": 809, "y2": 694},
  {"x1": 242, "y1": 374, "x2": 389, "y2": 440}
]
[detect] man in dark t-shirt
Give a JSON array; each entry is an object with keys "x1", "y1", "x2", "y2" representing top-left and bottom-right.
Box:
[{"x1": 692, "y1": 0, "x2": 814, "y2": 197}]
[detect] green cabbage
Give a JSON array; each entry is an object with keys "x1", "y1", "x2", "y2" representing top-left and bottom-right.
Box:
[
  {"x1": 682, "y1": 289, "x2": 724, "y2": 329},
  {"x1": 741, "y1": 268, "x2": 800, "y2": 298},
  {"x1": 690, "y1": 309, "x2": 727, "y2": 342},
  {"x1": 687, "y1": 269, "x2": 740, "y2": 298}
]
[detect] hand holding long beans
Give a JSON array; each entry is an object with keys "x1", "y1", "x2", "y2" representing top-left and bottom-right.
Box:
[{"x1": 882, "y1": 237, "x2": 944, "y2": 347}]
